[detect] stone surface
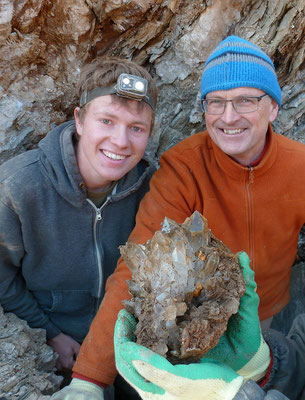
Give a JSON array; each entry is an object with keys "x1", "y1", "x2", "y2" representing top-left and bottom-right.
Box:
[
  {"x1": 0, "y1": 0, "x2": 304, "y2": 164},
  {"x1": 0, "y1": 306, "x2": 62, "y2": 398},
  {"x1": 120, "y1": 211, "x2": 246, "y2": 363}
]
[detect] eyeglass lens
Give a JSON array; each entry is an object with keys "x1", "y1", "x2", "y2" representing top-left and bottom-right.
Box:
[{"x1": 203, "y1": 94, "x2": 268, "y2": 114}]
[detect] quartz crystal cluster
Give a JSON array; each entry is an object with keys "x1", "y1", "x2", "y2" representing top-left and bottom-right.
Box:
[{"x1": 120, "y1": 211, "x2": 246, "y2": 363}]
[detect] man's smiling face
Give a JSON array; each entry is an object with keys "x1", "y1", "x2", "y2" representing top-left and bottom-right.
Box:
[
  {"x1": 74, "y1": 95, "x2": 153, "y2": 190},
  {"x1": 204, "y1": 87, "x2": 278, "y2": 165}
]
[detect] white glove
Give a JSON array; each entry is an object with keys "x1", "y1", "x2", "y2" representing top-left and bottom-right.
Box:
[
  {"x1": 50, "y1": 378, "x2": 104, "y2": 400},
  {"x1": 131, "y1": 358, "x2": 244, "y2": 400}
]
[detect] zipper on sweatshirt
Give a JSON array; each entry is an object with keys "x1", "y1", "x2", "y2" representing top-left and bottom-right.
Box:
[
  {"x1": 86, "y1": 198, "x2": 110, "y2": 306},
  {"x1": 246, "y1": 166, "x2": 255, "y2": 270}
]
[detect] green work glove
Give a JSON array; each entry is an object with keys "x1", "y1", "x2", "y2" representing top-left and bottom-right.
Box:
[
  {"x1": 114, "y1": 309, "x2": 244, "y2": 400},
  {"x1": 202, "y1": 251, "x2": 270, "y2": 382},
  {"x1": 50, "y1": 378, "x2": 104, "y2": 400}
]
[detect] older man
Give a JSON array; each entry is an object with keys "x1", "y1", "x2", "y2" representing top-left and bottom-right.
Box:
[{"x1": 54, "y1": 36, "x2": 305, "y2": 399}]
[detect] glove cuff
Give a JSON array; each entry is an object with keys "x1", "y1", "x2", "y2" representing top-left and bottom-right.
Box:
[
  {"x1": 237, "y1": 337, "x2": 271, "y2": 382},
  {"x1": 70, "y1": 378, "x2": 104, "y2": 396}
]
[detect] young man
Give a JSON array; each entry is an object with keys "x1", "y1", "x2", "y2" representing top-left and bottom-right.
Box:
[
  {"x1": 0, "y1": 57, "x2": 157, "y2": 396},
  {"x1": 52, "y1": 36, "x2": 305, "y2": 399}
]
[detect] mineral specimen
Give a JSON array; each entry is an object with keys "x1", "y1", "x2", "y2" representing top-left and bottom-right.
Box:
[{"x1": 120, "y1": 211, "x2": 246, "y2": 363}]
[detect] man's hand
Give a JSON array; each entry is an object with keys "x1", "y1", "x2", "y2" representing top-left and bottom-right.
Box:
[
  {"x1": 114, "y1": 309, "x2": 244, "y2": 400},
  {"x1": 47, "y1": 332, "x2": 81, "y2": 371},
  {"x1": 202, "y1": 251, "x2": 270, "y2": 381},
  {"x1": 50, "y1": 378, "x2": 104, "y2": 400}
]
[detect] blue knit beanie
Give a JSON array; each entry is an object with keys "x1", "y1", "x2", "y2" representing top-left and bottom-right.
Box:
[{"x1": 201, "y1": 36, "x2": 282, "y2": 106}]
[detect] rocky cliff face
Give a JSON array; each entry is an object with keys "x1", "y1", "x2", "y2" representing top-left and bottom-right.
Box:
[
  {"x1": 0, "y1": 306, "x2": 62, "y2": 399},
  {"x1": 0, "y1": 0, "x2": 304, "y2": 163},
  {"x1": 0, "y1": 0, "x2": 305, "y2": 397}
]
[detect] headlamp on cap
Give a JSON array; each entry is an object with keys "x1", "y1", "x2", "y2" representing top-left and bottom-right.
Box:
[
  {"x1": 116, "y1": 73, "x2": 147, "y2": 100},
  {"x1": 79, "y1": 73, "x2": 155, "y2": 110}
]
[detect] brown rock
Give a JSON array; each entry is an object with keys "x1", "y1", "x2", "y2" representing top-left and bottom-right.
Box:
[
  {"x1": 0, "y1": 306, "x2": 62, "y2": 398},
  {"x1": 1, "y1": 1, "x2": 304, "y2": 165}
]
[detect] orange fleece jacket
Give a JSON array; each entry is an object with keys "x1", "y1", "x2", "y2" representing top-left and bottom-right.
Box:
[{"x1": 73, "y1": 125, "x2": 305, "y2": 384}]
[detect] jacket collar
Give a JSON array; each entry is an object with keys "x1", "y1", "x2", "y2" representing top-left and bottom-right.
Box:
[{"x1": 111, "y1": 155, "x2": 154, "y2": 201}]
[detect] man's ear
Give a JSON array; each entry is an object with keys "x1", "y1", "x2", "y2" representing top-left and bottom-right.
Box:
[
  {"x1": 74, "y1": 107, "x2": 83, "y2": 136},
  {"x1": 269, "y1": 99, "x2": 279, "y2": 123}
]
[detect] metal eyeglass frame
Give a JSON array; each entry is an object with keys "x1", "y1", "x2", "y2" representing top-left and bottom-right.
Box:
[{"x1": 201, "y1": 93, "x2": 269, "y2": 114}]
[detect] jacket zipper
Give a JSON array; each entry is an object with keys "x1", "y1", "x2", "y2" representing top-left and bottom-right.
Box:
[
  {"x1": 246, "y1": 166, "x2": 255, "y2": 269},
  {"x1": 87, "y1": 198, "x2": 109, "y2": 307}
]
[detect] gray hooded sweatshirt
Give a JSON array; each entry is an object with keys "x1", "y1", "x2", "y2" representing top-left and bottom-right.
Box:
[{"x1": 0, "y1": 120, "x2": 155, "y2": 342}]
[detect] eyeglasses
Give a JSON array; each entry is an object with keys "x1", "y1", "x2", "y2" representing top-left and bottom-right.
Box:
[{"x1": 201, "y1": 93, "x2": 269, "y2": 115}]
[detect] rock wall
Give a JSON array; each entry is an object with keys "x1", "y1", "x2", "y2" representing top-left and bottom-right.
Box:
[
  {"x1": 0, "y1": 0, "x2": 304, "y2": 163},
  {"x1": 0, "y1": 306, "x2": 62, "y2": 398}
]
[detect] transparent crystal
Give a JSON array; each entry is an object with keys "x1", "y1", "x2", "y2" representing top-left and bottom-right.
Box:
[{"x1": 120, "y1": 211, "x2": 246, "y2": 363}]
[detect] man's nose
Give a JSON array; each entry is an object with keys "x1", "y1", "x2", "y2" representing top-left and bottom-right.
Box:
[
  {"x1": 111, "y1": 125, "x2": 129, "y2": 147},
  {"x1": 220, "y1": 101, "x2": 241, "y2": 124}
]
